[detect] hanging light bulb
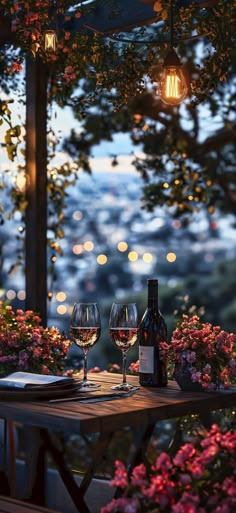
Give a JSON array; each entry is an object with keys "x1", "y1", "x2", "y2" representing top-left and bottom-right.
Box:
[
  {"x1": 159, "y1": 48, "x2": 188, "y2": 105},
  {"x1": 43, "y1": 29, "x2": 58, "y2": 53},
  {"x1": 158, "y1": 0, "x2": 188, "y2": 106}
]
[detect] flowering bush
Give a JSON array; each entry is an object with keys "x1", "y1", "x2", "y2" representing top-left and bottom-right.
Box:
[
  {"x1": 0, "y1": 301, "x2": 71, "y2": 376},
  {"x1": 101, "y1": 424, "x2": 236, "y2": 513},
  {"x1": 160, "y1": 314, "x2": 236, "y2": 391}
]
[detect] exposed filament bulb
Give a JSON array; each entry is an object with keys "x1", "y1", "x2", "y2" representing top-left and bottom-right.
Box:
[{"x1": 159, "y1": 49, "x2": 188, "y2": 106}]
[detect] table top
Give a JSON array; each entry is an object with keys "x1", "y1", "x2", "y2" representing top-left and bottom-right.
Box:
[{"x1": 0, "y1": 373, "x2": 236, "y2": 435}]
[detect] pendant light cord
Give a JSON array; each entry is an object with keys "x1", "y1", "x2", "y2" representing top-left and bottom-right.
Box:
[{"x1": 170, "y1": 0, "x2": 174, "y2": 48}]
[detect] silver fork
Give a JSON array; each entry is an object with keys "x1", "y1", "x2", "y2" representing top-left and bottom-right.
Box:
[
  {"x1": 79, "y1": 387, "x2": 140, "y2": 403},
  {"x1": 49, "y1": 387, "x2": 139, "y2": 404}
]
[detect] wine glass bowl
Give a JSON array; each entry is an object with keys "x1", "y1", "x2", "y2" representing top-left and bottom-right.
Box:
[
  {"x1": 70, "y1": 302, "x2": 101, "y2": 388},
  {"x1": 109, "y1": 303, "x2": 139, "y2": 391}
]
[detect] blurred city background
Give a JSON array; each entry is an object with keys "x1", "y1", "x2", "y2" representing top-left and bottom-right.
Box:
[{"x1": 1, "y1": 162, "x2": 236, "y2": 371}]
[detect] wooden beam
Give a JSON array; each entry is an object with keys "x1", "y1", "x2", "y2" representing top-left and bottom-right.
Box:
[{"x1": 25, "y1": 58, "x2": 48, "y2": 326}]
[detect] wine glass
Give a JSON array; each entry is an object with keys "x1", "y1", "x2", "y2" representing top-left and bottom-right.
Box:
[
  {"x1": 70, "y1": 302, "x2": 101, "y2": 388},
  {"x1": 109, "y1": 303, "x2": 139, "y2": 391}
]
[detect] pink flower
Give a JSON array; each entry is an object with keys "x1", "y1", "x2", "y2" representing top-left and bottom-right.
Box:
[
  {"x1": 161, "y1": 313, "x2": 236, "y2": 391},
  {"x1": 0, "y1": 301, "x2": 71, "y2": 376},
  {"x1": 173, "y1": 443, "x2": 196, "y2": 466},
  {"x1": 154, "y1": 452, "x2": 172, "y2": 472},
  {"x1": 104, "y1": 424, "x2": 236, "y2": 513},
  {"x1": 42, "y1": 365, "x2": 49, "y2": 374},
  {"x1": 131, "y1": 463, "x2": 147, "y2": 487},
  {"x1": 110, "y1": 461, "x2": 128, "y2": 489},
  {"x1": 172, "y1": 492, "x2": 203, "y2": 513},
  {"x1": 101, "y1": 497, "x2": 138, "y2": 513}
]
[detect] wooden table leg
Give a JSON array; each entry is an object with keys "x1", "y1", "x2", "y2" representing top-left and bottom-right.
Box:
[
  {"x1": 41, "y1": 429, "x2": 91, "y2": 513},
  {"x1": 0, "y1": 419, "x2": 11, "y2": 496},
  {"x1": 22, "y1": 426, "x2": 46, "y2": 506},
  {"x1": 127, "y1": 422, "x2": 157, "y2": 473},
  {"x1": 78, "y1": 432, "x2": 113, "y2": 496}
]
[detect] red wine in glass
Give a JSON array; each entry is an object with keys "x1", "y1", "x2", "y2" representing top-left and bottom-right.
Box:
[{"x1": 70, "y1": 302, "x2": 101, "y2": 388}]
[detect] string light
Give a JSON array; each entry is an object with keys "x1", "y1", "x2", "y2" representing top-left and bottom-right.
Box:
[
  {"x1": 42, "y1": 1, "x2": 58, "y2": 53},
  {"x1": 43, "y1": 29, "x2": 58, "y2": 52}
]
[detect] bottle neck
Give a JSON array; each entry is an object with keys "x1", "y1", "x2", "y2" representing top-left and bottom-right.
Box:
[{"x1": 147, "y1": 280, "x2": 158, "y2": 309}]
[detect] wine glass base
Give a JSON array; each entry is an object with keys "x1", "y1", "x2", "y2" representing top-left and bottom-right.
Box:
[
  {"x1": 111, "y1": 383, "x2": 137, "y2": 391},
  {"x1": 78, "y1": 380, "x2": 101, "y2": 390}
]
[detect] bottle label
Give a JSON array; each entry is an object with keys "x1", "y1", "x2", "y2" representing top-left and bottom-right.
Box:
[{"x1": 139, "y1": 346, "x2": 154, "y2": 373}]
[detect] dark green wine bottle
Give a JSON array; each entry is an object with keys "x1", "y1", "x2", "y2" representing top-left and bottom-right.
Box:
[{"x1": 139, "y1": 278, "x2": 168, "y2": 387}]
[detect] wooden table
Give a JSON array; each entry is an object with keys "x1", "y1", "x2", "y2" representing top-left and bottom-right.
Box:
[{"x1": 1, "y1": 373, "x2": 236, "y2": 513}]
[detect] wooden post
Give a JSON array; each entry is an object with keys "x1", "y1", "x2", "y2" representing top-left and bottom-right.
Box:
[{"x1": 25, "y1": 58, "x2": 48, "y2": 326}]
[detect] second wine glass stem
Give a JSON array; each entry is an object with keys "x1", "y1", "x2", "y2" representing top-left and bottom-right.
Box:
[
  {"x1": 122, "y1": 352, "x2": 127, "y2": 385},
  {"x1": 83, "y1": 350, "x2": 88, "y2": 382}
]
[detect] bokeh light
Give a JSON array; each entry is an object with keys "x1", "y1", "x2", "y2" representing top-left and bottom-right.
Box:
[
  {"x1": 6, "y1": 290, "x2": 16, "y2": 300},
  {"x1": 72, "y1": 210, "x2": 83, "y2": 221},
  {"x1": 84, "y1": 240, "x2": 94, "y2": 251},
  {"x1": 56, "y1": 291, "x2": 67, "y2": 302},
  {"x1": 73, "y1": 244, "x2": 83, "y2": 255},
  {"x1": 117, "y1": 241, "x2": 128, "y2": 252},
  {"x1": 57, "y1": 305, "x2": 67, "y2": 315},
  {"x1": 128, "y1": 251, "x2": 138, "y2": 262},
  {"x1": 17, "y1": 290, "x2": 26, "y2": 300},
  {"x1": 97, "y1": 254, "x2": 108, "y2": 265},
  {"x1": 166, "y1": 252, "x2": 177, "y2": 262},
  {"x1": 142, "y1": 252, "x2": 153, "y2": 263}
]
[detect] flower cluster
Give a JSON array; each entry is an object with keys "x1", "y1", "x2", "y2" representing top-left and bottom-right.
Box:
[
  {"x1": 102, "y1": 424, "x2": 236, "y2": 513},
  {"x1": 160, "y1": 314, "x2": 236, "y2": 391},
  {"x1": 0, "y1": 302, "x2": 71, "y2": 376}
]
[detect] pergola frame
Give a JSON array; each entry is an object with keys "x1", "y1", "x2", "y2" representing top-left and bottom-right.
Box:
[{"x1": 25, "y1": 59, "x2": 48, "y2": 326}]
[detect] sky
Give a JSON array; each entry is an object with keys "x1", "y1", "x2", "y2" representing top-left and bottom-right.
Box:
[{"x1": 50, "y1": 104, "x2": 141, "y2": 173}]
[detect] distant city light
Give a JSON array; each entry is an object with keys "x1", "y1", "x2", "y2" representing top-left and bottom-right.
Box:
[
  {"x1": 163, "y1": 182, "x2": 169, "y2": 189},
  {"x1": 51, "y1": 255, "x2": 57, "y2": 263},
  {"x1": 73, "y1": 244, "x2": 83, "y2": 255},
  {"x1": 72, "y1": 210, "x2": 83, "y2": 221},
  {"x1": 6, "y1": 289, "x2": 16, "y2": 300},
  {"x1": 210, "y1": 221, "x2": 218, "y2": 230},
  {"x1": 97, "y1": 254, "x2": 108, "y2": 265},
  {"x1": 117, "y1": 241, "x2": 128, "y2": 252},
  {"x1": 172, "y1": 220, "x2": 181, "y2": 229},
  {"x1": 57, "y1": 305, "x2": 67, "y2": 315},
  {"x1": 166, "y1": 252, "x2": 177, "y2": 262},
  {"x1": 17, "y1": 290, "x2": 26, "y2": 300},
  {"x1": 208, "y1": 206, "x2": 215, "y2": 214},
  {"x1": 18, "y1": 225, "x2": 24, "y2": 233},
  {"x1": 143, "y1": 252, "x2": 153, "y2": 263},
  {"x1": 133, "y1": 113, "x2": 142, "y2": 123},
  {"x1": 84, "y1": 240, "x2": 94, "y2": 251},
  {"x1": 128, "y1": 251, "x2": 138, "y2": 262},
  {"x1": 56, "y1": 291, "x2": 67, "y2": 302}
]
